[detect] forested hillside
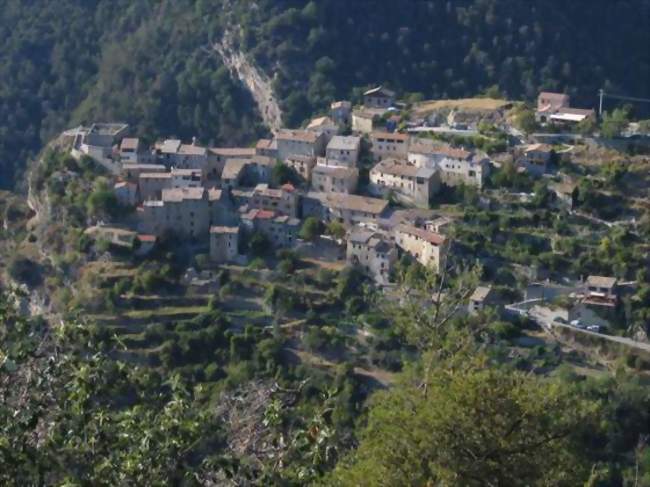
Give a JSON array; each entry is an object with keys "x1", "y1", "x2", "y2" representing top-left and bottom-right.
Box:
[
  {"x1": 1, "y1": 0, "x2": 649, "y2": 187},
  {"x1": 227, "y1": 0, "x2": 650, "y2": 125},
  {"x1": 0, "y1": 0, "x2": 266, "y2": 190}
]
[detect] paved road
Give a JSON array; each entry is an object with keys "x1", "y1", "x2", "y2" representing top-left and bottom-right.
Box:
[
  {"x1": 527, "y1": 305, "x2": 650, "y2": 353},
  {"x1": 407, "y1": 126, "x2": 479, "y2": 136}
]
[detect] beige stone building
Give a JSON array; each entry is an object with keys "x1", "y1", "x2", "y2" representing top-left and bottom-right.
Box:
[
  {"x1": 519, "y1": 143, "x2": 554, "y2": 176},
  {"x1": 138, "y1": 168, "x2": 203, "y2": 201},
  {"x1": 369, "y1": 131, "x2": 410, "y2": 160},
  {"x1": 249, "y1": 183, "x2": 299, "y2": 217},
  {"x1": 369, "y1": 158, "x2": 439, "y2": 207},
  {"x1": 155, "y1": 139, "x2": 208, "y2": 170},
  {"x1": 221, "y1": 159, "x2": 248, "y2": 189},
  {"x1": 408, "y1": 143, "x2": 490, "y2": 188},
  {"x1": 140, "y1": 187, "x2": 209, "y2": 238},
  {"x1": 255, "y1": 138, "x2": 279, "y2": 159},
  {"x1": 469, "y1": 286, "x2": 498, "y2": 315},
  {"x1": 285, "y1": 155, "x2": 317, "y2": 183},
  {"x1": 304, "y1": 192, "x2": 389, "y2": 228},
  {"x1": 119, "y1": 138, "x2": 145, "y2": 163},
  {"x1": 363, "y1": 86, "x2": 395, "y2": 109},
  {"x1": 139, "y1": 172, "x2": 173, "y2": 201},
  {"x1": 352, "y1": 109, "x2": 375, "y2": 134},
  {"x1": 207, "y1": 147, "x2": 257, "y2": 179},
  {"x1": 394, "y1": 224, "x2": 447, "y2": 270},
  {"x1": 241, "y1": 209, "x2": 300, "y2": 248},
  {"x1": 347, "y1": 228, "x2": 397, "y2": 285},
  {"x1": 121, "y1": 163, "x2": 166, "y2": 182},
  {"x1": 326, "y1": 135, "x2": 361, "y2": 167},
  {"x1": 306, "y1": 116, "x2": 339, "y2": 143},
  {"x1": 312, "y1": 164, "x2": 359, "y2": 194},
  {"x1": 276, "y1": 129, "x2": 327, "y2": 162},
  {"x1": 330, "y1": 100, "x2": 352, "y2": 126}
]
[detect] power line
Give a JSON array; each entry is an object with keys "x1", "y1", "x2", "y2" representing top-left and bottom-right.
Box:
[{"x1": 599, "y1": 89, "x2": 650, "y2": 116}]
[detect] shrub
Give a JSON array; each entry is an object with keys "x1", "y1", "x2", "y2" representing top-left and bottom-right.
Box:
[
  {"x1": 204, "y1": 363, "x2": 224, "y2": 382},
  {"x1": 8, "y1": 256, "x2": 43, "y2": 287},
  {"x1": 489, "y1": 321, "x2": 521, "y2": 340}
]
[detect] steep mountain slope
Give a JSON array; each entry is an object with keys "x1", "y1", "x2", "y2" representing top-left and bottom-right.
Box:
[
  {"x1": 0, "y1": 0, "x2": 266, "y2": 190},
  {"x1": 1, "y1": 0, "x2": 649, "y2": 189},
  {"x1": 227, "y1": 0, "x2": 650, "y2": 125}
]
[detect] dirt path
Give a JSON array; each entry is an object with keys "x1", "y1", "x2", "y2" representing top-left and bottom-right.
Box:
[{"x1": 214, "y1": 28, "x2": 283, "y2": 133}]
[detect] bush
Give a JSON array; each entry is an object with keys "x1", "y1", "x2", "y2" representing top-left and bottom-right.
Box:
[
  {"x1": 194, "y1": 253, "x2": 210, "y2": 269},
  {"x1": 299, "y1": 217, "x2": 322, "y2": 241},
  {"x1": 249, "y1": 232, "x2": 271, "y2": 257},
  {"x1": 204, "y1": 363, "x2": 224, "y2": 382},
  {"x1": 8, "y1": 256, "x2": 43, "y2": 287},
  {"x1": 489, "y1": 321, "x2": 521, "y2": 340}
]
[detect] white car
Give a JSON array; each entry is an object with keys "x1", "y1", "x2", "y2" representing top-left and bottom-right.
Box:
[{"x1": 570, "y1": 320, "x2": 587, "y2": 329}]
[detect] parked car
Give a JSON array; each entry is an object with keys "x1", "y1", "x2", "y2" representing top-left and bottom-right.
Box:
[
  {"x1": 570, "y1": 319, "x2": 587, "y2": 329},
  {"x1": 586, "y1": 325, "x2": 601, "y2": 332}
]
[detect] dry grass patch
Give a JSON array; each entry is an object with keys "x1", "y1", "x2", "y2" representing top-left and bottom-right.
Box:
[{"x1": 413, "y1": 97, "x2": 512, "y2": 116}]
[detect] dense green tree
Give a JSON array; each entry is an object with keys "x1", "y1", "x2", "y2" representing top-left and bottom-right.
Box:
[
  {"x1": 299, "y1": 216, "x2": 322, "y2": 242},
  {"x1": 329, "y1": 356, "x2": 599, "y2": 486},
  {"x1": 601, "y1": 107, "x2": 631, "y2": 138}
]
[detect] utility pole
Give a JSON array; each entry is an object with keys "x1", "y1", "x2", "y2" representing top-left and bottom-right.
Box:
[
  {"x1": 598, "y1": 89, "x2": 604, "y2": 117},
  {"x1": 598, "y1": 89, "x2": 650, "y2": 117}
]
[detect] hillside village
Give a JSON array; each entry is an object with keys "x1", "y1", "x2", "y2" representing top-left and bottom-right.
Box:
[{"x1": 52, "y1": 85, "x2": 650, "y2": 358}]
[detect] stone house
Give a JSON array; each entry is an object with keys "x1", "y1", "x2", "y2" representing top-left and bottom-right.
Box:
[
  {"x1": 408, "y1": 142, "x2": 489, "y2": 188},
  {"x1": 346, "y1": 228, "x2": 397, "y2": 285},
  {"x1": 140, "y1": 187, "x2": 209, "y2": 238},
  {"x1": 249, "y1": 183, "x2": 299, "y2": 217},
  {"x1": 113, "y1": 181, "x2": 138, "y2": 207},
  {"x1": 536, "y1": 92, "x2": 596, "y2": 125},
  {"x1": 121, "y1": 163, "x2": 166, "y2": 182},
  {"x1": 312, "y1": 164, "x2": 359, "y2": 194},
  {"x1": 174, "y1": 143, "x2": 209, "y2": 169},
  {"x1": 221, "y1": 159, "x2": 248, "y2": 190},
  {"x1": 255, "y1": 138, "x2": 279, "y2": 159},
  {"x1": 207, "y1": 147, "x2": 257, "y2": 179},
  {"x1": 425, "y1": 216, "x2": 454, "y2": 234},
  {"x1": 139, "y1": 172, "x2": 173, "y2": 201},
  {"x1": 351, "y1": 110, "x2": 375, "y2": 134},
  {"x1": 82, "y1": 123, "x2": 129, "y2": 148},
  {"x1": 208, "y1": 188, "x2": 234, "y2": 227},
  {"x1": 276, "y1": 129, "x2": 327, "y2": 162},
  {"x1": 369, "y1": 158, "x2": 440, "y2": 207},
  {"x1": 363, "y1": 86, "x2": 395, "y2": 109},
  {"x1": 330, "y1": 100, "x2": 352, "y2": 126},
  {"x1": 306, "y1": 116, "x2": 339, "y2": 143},
  {"x1": 519, "y1": 143, "x2": 554, "y2": 176},
  {"x1": 469, "y1": 286, "x2": 498, "y2": 315},
  {"x1": 303, "y1": 192, "x2": 389, "y2": 228},
  {"x1": 241, "y1": 209, "x2": 300, "y2": 248},
  {"x1": 285, "y1": 155, "x2": 317, "y2": 183},
  {"x1": 119, "y1": 138, "x2": 144, "y2": 163},
  {"x1": 154, "y1": 139, "x2": 209, "y2": 169},
  {"x1": 326, "y1": 135, "x2": 361, "y2": 167},
  {"x1": 583, "y1": 276, "x2": 619, "y2": 307},
  {"x1": 210, "y1": 225, "x2": 240, "y2": 263},
  {"x1": 394, "y1": 224, "x2": 447, "y2": 270},
  {"x1": 369, "y1": 131, "x2": 410, "y2": 160},
  {"x1": 550, "y1": 180, "x2": 577, "y2": 209},
  {"x1": 138, "y1": 168, "x2": 203, "y2": 201},
  {"x1": 437, "y1": 151, "x2": 489, "y2": 188},
  {"x1": 537, "y1": 92, "x2": 570, "y2": 116},
  {"x1": 246, "y1": 155, "x2": 276, "y2": 186}
]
